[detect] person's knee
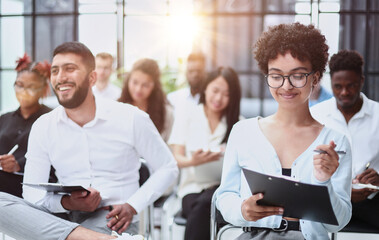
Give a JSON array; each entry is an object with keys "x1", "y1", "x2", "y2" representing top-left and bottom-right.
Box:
[{"x1": 0, "y1": 192, "x2": 19, "y2": 206}]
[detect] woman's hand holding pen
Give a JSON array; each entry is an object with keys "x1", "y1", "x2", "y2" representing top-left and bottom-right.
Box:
[
  {"x1": 0, "y1": 154, "x2": 20, "y2": 173},
  {"x1": 241, "y1": 193, "x2": 284, "y2": 221},
  {"x1": 313, "y1": 141, "x2": 340, "y2": 182},
  {"x1": 61, "y1": 187, "x2": 101, "y2": 212},
  {"x1": 106, "y1": 203, "x2": 137, "y2": 234}
]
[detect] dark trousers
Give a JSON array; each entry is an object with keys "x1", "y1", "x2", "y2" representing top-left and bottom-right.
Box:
[
  {"x1": 352, "y1": 193, "x2": 379, "y2": 228},
  {"x1": 0, "y1": 170, "x2": 23, "y2": 198},
  {"x1": 182, "y1": 185, "x2": 218, "y2": 240}
]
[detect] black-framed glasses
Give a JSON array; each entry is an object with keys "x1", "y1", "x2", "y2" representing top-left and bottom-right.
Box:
[{"x1": 265, "y1": 71, "x2": 314, "y2": 89}]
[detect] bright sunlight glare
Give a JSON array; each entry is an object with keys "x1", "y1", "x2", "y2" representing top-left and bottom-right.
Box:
[{"x1": 167, "y1": 14, "x2": 200, "y2": 51}]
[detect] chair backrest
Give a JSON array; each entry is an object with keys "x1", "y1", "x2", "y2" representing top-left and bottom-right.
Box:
[
  {"x1": 137, "y1": 161, "x2": 155, "y2": 240},
  {"x1": 211, "y1": 189, "x2": 229, "y2": 240},
  {"x1": 139, "y1": 162, "x2": 150, "y2": 186}
]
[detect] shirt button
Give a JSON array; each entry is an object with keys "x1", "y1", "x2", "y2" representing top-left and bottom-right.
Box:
[{"x1": 18, "y1": 130, "x2": 22, "y2": 134}]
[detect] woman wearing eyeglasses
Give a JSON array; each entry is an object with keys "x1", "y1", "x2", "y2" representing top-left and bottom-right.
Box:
[
  {"x1": 215, "y1": 23, "x2": 352, "y2": 239},
  {"x1": 0, "y1": 53, "x2": 53, "y2": 197}
]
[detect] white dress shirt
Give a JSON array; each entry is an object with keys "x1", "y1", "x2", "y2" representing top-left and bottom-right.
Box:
[
  {"x1": 92, "y1": 83, "x2": 121, "y2": 101},
  {"x1": 23, "y1": 97, "x2": 178, "y2": 219},
  {"x1": 168, "y1": 104, "x2": 226, "y2": 198},
  {"x1": 311, "y1": 93, "x2": 379, "y2": 178},
  {"x1": 167, "y1": 87, "x2": 200, "y2": 112},
  {"x1": 216, "y1": 117, "x2": 352, "y2": 239}
]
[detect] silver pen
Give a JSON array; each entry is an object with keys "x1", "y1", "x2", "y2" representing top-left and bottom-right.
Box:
[
  {"x1": 365, "y1": 162, "x2": 371, "y2": 170},
  {"x1": 313, "y1": 149, "x2": 346, "y2": 155}
]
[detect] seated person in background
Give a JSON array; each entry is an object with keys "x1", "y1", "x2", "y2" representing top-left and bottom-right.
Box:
[
  {"x1": 309, "y1": 83, "x2": 332, "y2": 107},
  {"x1": 93, "y1": 52, "x2": 121, "y2": 100},
  {"x1": 167, "y1": 52, "x2": 207, "y2": 111},
  {"x1": 0, "y1": 53, "x2": 55, "y2": 198},
  {"x1": 0, "y1": 41, "x2": 178, "y2": 240},
  {"x1": 311, "y1": 49, "x2": 379, "y2": 228},
  {"x1": 119, "y1": 58, "x2": 173, "y2": 142},
  {"x1": 169, "y1": 67, "x2": 242, "y2": 240},
  {"x1": 216, "y1": 23, "x2": 352, "y2": 240}
]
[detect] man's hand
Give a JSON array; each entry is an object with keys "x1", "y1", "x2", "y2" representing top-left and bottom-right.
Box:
[
  {"x1": 0, "y1": 154, "x2": 20, "y2": 172},
  {"x1": 351, "y1": 188, "x2": 376, "y2": 203},
  {"x1": 61, "y1": 187, "x2": 101, "y2": 212},
  {"x1": 355, "y1": 168, "x2": 379, "y2": 186},
  {"x1": 241, "y1": 193, "x2": 284, "y2": 222},
  {"x1": 313, "y1": 141, "x2": 340, "y2": 182},
  {"x1": 191, "y1": 149, "x2": 221, "y2": 166},
  {"x1": 106, "y1": 203, "x2": 137, "y2": 234}
]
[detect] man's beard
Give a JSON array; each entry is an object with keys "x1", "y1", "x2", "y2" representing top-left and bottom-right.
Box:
[{"x1": 54, "y1": 76, "x2": 90, "y2": 109}]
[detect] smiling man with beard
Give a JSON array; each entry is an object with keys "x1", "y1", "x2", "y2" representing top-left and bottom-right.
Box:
[
  {"x1": 311, "y1": 50, "x2": 379, "y2": 229},
  {"x1": 0, "y1": 42, "x2": 178, "y2": 240}
]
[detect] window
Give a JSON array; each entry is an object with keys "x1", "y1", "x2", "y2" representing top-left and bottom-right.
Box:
[{"x1": 1, "y1": 0, "x2": 378, "y2": 114}]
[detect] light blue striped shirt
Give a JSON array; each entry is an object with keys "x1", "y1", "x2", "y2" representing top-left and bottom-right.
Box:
[{"x1": 216, "y1": 117, "x2": 352, "y2": 240}]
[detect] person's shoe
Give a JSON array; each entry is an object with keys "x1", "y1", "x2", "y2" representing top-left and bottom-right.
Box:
[{"x1": 111, "y1": 231, "x2": 144, "y2": 240}]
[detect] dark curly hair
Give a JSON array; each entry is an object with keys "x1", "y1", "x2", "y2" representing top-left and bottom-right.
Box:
[
  {"x1": 329, "y1": 50, "x2": 364, "y2": 77},
  {"x1": 254, "y1": 22, "x2": 329, "y2": 79},
  {"x1": 118, "y1": 58, "x2": 167, "y2": 134}
]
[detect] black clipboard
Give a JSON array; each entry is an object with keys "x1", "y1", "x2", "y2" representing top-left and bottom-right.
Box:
[
  {"x1": 242, "y1": 168, "x2": 338, "y2": 225},
  {"x1": 22, "y1": 183, "x2": 90, "y2": 195}
]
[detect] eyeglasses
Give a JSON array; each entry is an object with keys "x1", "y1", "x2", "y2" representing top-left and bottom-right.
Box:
[
  {"x1": 265, "y1": 71, "x2": 314, "y2": 89},
  {"x1": 14, "y1": 82, "x2": 44, "y2": 95}
]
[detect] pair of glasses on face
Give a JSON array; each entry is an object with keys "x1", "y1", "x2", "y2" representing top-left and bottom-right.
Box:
[
  {"x1": 265, "y1": 71, "x2": 314, "y2": 89},
  {"x1": 14, "y1": 82, "x2": 44, "y2": 95}
]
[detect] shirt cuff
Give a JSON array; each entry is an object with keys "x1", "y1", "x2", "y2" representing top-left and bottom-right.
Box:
[{"x1": 49, "y1": 194, "x2": 70, "y2": 213}]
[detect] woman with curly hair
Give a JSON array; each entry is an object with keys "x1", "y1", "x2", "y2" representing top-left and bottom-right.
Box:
[
  {"x1": 119, "y1": 58, "x2": 173, "y2": 142},
  {"x1": 0, "y1": 53, "x2": 54, "y2": 197},
  {"x1": 216, "y1": 23, "x2": 352, "y2": 239}
]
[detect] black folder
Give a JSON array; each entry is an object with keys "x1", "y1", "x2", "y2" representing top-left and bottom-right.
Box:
[
  {"x1": 242, "y1": 168, "x2": 338, "y2": 225},
  {"x1": 22, "y1": 183, "x2": 90, "y2": 195}
]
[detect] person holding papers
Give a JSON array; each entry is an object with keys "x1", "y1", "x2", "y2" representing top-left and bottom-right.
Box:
[
  {"x1": 0, "y1": 53, "x2": 54, "y2": 197},
  {"x1": 0, "y1": 42, "x2": 178, "y2": 240},
  {"x1": 169, "y1": 66, "x2": 242, "y2": 240},
  {"x1": 311, "y1": 50, "x2": 379, "y2": 229},
  {"x1": 216, "y1": 23, "x2": 352, "y2": 240}
]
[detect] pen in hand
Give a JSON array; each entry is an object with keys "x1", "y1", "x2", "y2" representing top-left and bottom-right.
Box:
[
  {"x1": 365, "y1": 162, "x2": 371, "y2": 171},
  {"x1": 313, "y1": 149, "x2": 346, "y2": 155},
  {"x1": 8, "y1": 144, "x2": 19, "y2": 155},
  {"x1": 0, "y1": 144, "x2": 19, "y2": 171}
]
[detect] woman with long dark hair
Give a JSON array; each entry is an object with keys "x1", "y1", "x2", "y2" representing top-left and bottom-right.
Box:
[
  {"x1": 169, "y1": 66, "x2": 242, "y2": 240},
  {"x1": 119, "y1": 58, "x2": 173, "y2": 141}
]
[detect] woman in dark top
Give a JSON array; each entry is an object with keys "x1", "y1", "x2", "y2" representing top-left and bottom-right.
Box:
[{"x1": 0, "y1": 53, "x2": 53, "y2": 197}]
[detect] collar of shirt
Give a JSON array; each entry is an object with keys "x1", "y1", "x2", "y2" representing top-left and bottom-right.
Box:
[
  {"x1": 328, "y1": 93, "x2": 371, "y2": 122},
  {"x1": 56, "y1": 96, "x2": 111, "y2": 127}
]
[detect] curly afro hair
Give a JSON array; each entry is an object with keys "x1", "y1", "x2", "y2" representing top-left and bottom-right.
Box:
[
  {"x1": 254, "y1": 22, "x2": 329, "y2": 78},
  {"x1": 329, "y1": 50, "x2": 364, "y2": 77}
]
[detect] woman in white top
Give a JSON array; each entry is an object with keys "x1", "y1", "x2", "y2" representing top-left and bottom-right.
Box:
[
  {"x1": 119, "y1": 58, "x2": 173, "y2": 142},
  {"x1": 216, "y1": 23, "x2": 352, "y2": 240},
  {"x1": 169, "y1": 66, "x2": 242, "y2": 240}
]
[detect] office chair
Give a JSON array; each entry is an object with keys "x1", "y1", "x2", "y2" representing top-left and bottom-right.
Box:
[
  {"x1": 210, "y1": 191, "x2": 242, "y2": 240},
  {"x1": 138, "y1": 162, "x2": 155, "y2": 240}
]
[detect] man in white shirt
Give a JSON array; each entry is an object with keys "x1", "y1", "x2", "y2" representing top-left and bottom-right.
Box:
[
  {"x1": 167, "y1": 52, "x2": 206, "y2": 111},
  {"x1": 93, "y1": 52, "x2": 121, "y2": 101},
  {"x1": 311, "y1": 50, "x2": 379, "y2": 228},
  {"x1": 0, "y1": 42, "x2": 178, "y2": 240}
]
